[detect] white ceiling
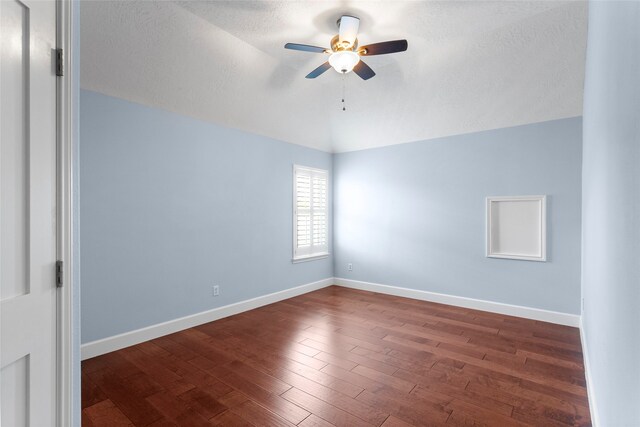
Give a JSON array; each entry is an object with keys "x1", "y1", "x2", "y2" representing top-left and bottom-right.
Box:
[{"x1": 81, "y1": 1, "x2": 587, "y2": 153}]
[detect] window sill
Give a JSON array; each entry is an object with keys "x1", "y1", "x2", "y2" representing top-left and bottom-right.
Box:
[{"x1": 292, "y1": 253, "x2": 330, "y2": 263}]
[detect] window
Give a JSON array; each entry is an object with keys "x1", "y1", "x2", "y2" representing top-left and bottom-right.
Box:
[{"x1": 293, "y1": 165, "x2": 329, "y2": 261}]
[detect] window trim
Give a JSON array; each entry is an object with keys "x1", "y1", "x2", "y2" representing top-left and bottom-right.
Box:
[
  {"x1": 292, "y1": 164, "x2": 329, "y2": 262},
  {"x1": 291, "y1": 253, "x2": 330, "y2": 263}
]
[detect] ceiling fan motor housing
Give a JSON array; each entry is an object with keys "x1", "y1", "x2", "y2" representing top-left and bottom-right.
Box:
[{"x1": 331, "y1": 35, "x2": 358, "y2": 52}]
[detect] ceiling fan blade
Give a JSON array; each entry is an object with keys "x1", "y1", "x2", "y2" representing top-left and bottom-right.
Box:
[
  {"x1": 306, "y1": 62, "x2": 332, "y2": 79},
  {"x1": 285, "y1": 43, "x2": 328, "y2": 53},
  {"x1": 338, "y1": 15, "x2": 360, "y2": 47},
  {"x1": 359, "y1": 40, "x2": 408, "y2": 56},
  {"x1": 353, "y1": 60, "x2": 375, "y2": 80}
]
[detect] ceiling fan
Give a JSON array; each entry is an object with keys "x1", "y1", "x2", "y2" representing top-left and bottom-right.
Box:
[{"x1": 284, "y1": 15, "x2": 408, "y2": 80}]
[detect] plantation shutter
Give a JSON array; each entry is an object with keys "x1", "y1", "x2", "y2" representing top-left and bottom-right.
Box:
[{"x1": 294, "y1": 166, "x2": 329, "y2": 259}]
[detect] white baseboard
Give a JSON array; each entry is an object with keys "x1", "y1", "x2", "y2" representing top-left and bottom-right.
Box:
[
  {"x1": 579, "y1": 318, "x2": 599, "y2": 426},
  {"x1": 81, "y1": 277, "x2": 334, "y2": 360},
  {"x1": 83, "y1": 276, "x2": 581, "y2": 360},
  {"x1": 333, "y1": 277, "x2": 580, "y2": 327}
]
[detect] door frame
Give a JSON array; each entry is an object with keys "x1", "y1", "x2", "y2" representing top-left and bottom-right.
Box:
[{"x1": 56, "y1": 0, "x2": 74, "y2": 425}]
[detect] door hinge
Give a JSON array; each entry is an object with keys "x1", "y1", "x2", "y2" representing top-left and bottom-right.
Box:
[
  {"x1": 56, "y1": 260, "x2": 64, "y2": 288},
  {"x1": 56, "y1": 48, "x2": 64, "y2": 77}
]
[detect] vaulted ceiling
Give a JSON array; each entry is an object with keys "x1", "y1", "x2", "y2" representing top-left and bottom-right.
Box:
[{"x1": 81, "y1": 1, "x2": 587, "y2": 152}]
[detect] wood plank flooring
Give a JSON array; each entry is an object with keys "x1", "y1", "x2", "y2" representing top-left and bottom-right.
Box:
[{"x1": 82, "y1": 286, "x2": 591, "y2": 426}]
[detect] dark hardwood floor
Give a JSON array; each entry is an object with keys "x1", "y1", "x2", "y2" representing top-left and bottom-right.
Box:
[{"x1": 82, "y1": 285, "x2": 591, "y2": 426}]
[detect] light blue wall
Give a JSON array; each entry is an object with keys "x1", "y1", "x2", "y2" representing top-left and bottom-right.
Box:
[
  {"x1": 334, "y1": 118, "x2": 583, "y2": 314},
  {"x1": 581, "y1": 1, "x2": 640, "y2": 425},
  {"x1": 80, "y1": 90, "x2": 332, "y2": 343}
]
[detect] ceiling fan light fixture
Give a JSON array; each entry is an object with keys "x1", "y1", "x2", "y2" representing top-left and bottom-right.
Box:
[{"x1": 328, "y1": 50, "x2": 360, "y2": 74}]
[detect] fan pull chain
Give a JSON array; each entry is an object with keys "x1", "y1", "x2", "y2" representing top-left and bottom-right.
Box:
[{"x1": 342, "y1": 72, "x2": 347, "y2": 111}]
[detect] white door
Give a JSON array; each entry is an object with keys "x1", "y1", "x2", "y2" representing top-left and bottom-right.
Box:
[{"x1": 1, "y1": 0, "x2": 58, "y2": 425}]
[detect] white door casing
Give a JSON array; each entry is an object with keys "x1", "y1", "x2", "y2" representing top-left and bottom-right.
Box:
[{"x1": 1, "y1": 0, "x2": 58, "y2": 425}]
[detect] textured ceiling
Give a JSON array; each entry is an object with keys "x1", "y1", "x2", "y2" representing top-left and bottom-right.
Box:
[{"x1": 81, "y1": 1, "x2": 587, "y2": 153}]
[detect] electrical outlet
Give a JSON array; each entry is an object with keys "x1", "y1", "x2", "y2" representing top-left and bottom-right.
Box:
[
  {"x1": 348, "y1": 263, "x2": 353, "y2": 271},
  {"x1": 213, "y1": 285, "x2": 220, "y2": 296},
  {"x1": 582, "y1": 297, "x2": 585, "y2": 312}
]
